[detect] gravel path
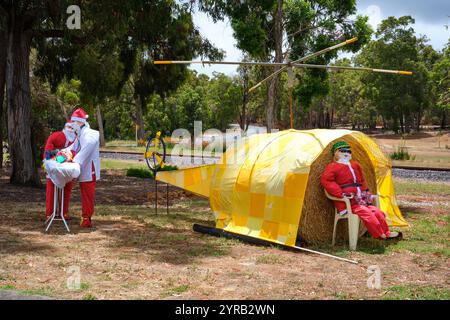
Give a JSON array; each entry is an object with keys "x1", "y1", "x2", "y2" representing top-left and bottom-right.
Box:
[
  {"x1": 392, "y1": 168, "x2": 450, "y2": 183},
  {"x1": 100, "y1": 152, "x2": 450, "y2": 182}
]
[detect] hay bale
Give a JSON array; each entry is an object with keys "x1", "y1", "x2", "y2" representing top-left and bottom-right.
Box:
[{"x1": 298, "y1": 135, "x2": 377, "y2": 244}]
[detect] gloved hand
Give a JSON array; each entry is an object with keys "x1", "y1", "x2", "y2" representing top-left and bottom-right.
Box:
[
  {"x1": 45, "y1": 149, "x2": 60, "y2": 160},
  {"x1": 361, "y1": 190, "x2": 374, "y2": 205},
  {"x1": 342, "y1": 192, "x2": 354, "y2": 199}
]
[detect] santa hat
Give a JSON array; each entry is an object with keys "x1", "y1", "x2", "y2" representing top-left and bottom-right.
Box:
[{"x1": 70, "y1": 108, "x2": 89, "y2": 123}]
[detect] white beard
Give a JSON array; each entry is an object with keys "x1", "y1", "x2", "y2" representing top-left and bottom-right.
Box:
[
  {"x1": 337, "y1": 153, "x2": 352, "y2": 164},
  {"x1": 63, "y1": 128, "x2": 76, "y2": 143}
]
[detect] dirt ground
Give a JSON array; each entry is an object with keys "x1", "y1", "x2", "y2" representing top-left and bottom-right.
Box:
[
  {"x1": 372, "y1": 130, "x2": 450, "y2": 168},
  {"x1": 0, "y1": 168, "x2": 448, "y2": 300}
]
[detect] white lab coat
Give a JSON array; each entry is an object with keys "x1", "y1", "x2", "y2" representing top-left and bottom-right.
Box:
[{"x1": 71, "y1": 125, "x2": 101, "y2": 182}]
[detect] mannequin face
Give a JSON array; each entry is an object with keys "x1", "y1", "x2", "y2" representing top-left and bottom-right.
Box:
[
  {"x1": 63, "y1": 124, "x2": 76, "y2": 142},
  {"x1": 71, "y1": 121, "x2": 84, "y2": 136},
  {"x1": 335, "y1": 148, "x2": 352, "y2": 163}
]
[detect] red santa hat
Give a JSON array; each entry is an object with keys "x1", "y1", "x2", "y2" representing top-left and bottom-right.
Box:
[{"x1": 70, "y1": 108, "x2": 89, "y2": 123}]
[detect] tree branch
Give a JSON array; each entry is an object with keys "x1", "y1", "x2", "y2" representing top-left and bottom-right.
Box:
[{"x1": 32, "y1": 29, "x2": 65, "y2": 38}]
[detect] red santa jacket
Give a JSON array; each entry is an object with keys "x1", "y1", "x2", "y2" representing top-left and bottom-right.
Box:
[
  {"x1": 320, "y1": 160, "x2": 369, "y2": 213},
  {"x1": 43, "y1": 131, "x2": 73, "y2": 160}
]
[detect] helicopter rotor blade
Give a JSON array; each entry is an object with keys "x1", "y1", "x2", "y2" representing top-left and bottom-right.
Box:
[
  {"x1": 154, "y1": 60, "x2": 288, "y2": 67},
  {"x1": 247, "y1": 37, "x2": 358, "y2": 93},
  {"x1": 291, "y1": 63, "x2": 413, "y2": 75}
]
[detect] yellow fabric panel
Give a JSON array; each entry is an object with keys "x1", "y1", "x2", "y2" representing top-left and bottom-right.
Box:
[
  {"x1": 284, "y1": 173, "x2": 309, "y2": 197},
  {"x1": 377, "y1": 170, "x2": 409, "y2": 226},
  {"x1": 249, "y1": 193, "x2": 266, "y2": 218},
  {"x1": 260, "y1": 220, "x2": 280, "y2": 241},
  {"x1": 156, "y1": 164, "x2": 215, "y2": 198}
]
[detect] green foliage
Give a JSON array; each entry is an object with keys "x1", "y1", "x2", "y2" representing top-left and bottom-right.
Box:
[
  {"x1": 126, "y1": 165, "x2": 178, "y2": 179},
  {"x1": 389, "y1": 138, "x2": 416, "y2": 160},
  {"x1": 74, "y1": 44, "x2": 124, "y2": 103},
  {"x1": 126, "y1": 168, "x2": 154, "y2": 179},
  {"x1": 200, "y1": 0, "x2": 373, "y2": 126},
  {"x1": 430, "y1": 41, "x2": 450, "y2": 125},
  {"x1": 389, "y1": 147, "x2": 415, "y2": 160},
  {"x1": 356, "y1": 16, "x2": 434, "y2": 133}
]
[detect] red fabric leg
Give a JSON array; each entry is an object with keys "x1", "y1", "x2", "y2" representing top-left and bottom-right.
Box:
[
  {"x1": 45, "y1": 179, "x2": 55, "y2": 217},
  {"x1": 369, "y1": 205, "x2": 390, "y2": 236},
  {"x1": 351, "y1": 205, "x2": 386, "y2": 239},
  {"x1": 80, "y1": 174, "x2": 96, "y2": 219},
  {"x1": 63, "y1": 181, "x2": 73, "y2": 215}
]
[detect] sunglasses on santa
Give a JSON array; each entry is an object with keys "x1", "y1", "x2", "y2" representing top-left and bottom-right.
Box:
[{"x1": 338, "y1": 148, "x2": 352, "y2": 154}]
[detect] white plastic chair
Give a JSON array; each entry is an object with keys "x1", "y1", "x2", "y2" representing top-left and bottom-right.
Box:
[{"x1": 325, "y1": 190, "x2": 380, "y2": 250}]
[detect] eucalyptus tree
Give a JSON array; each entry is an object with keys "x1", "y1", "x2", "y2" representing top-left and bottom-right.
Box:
[{"x1": 198, "y1": 0, "x2": 371, "y2": 130}]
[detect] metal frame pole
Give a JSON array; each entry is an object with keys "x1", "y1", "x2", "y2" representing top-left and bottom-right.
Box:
[
  {"x1": 166, "y1": 182, "x2": 169, "y2": 214},
  {"x1": 155, "y1": 171, "x2": 158, "y2": 214}
]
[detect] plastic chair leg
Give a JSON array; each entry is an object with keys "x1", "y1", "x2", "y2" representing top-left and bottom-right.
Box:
[
  {"x1": 332, "y1": 214, "x2": 339, "y2": 247},
  {"x1": 347, "y1": 213, "x2": 360, "y2": 251}
]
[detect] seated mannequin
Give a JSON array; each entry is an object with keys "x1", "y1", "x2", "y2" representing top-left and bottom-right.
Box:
[{"x1": 321, "y1": 141, "x2": 402, "y2": 240}]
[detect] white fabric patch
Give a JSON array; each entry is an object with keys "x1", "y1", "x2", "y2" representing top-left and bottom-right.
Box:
[{"x1": 45, "y1": 160, "x2": 81, "y2": 188}]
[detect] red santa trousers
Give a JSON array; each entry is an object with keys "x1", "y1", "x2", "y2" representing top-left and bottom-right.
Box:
[
  {"x1": 46, "y1": 179, "x2": 73, "y2": 216},
  {"x1": 80, "y1": 171, "x2": 96, "y2": 219},
  {"x1": 351, "y1": 205, "x2": 391, "y2": 239}
]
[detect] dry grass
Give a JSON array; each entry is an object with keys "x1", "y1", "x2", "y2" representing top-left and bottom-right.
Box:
[
  {"x1": 373, "y1": 131, "x2": 450, "y2": 169},
  {"x1": 0, "y1": 168, "x2": 448, "y2": 300}
]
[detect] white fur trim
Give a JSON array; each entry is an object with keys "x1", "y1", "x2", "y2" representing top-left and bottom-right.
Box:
[{"x1": 71, "y1": 116, "x2": 87, "y2": 123}]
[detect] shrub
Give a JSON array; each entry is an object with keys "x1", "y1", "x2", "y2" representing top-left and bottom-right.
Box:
[
  {"x1": 389, "y1": 138, "x2": 416, "y2": 161},
  {"x1": 126, "y1": 165, "x2": 178, "y2": 179},
  {"x1": 390, "y1": 146, "x2": 415, "y2": 160}
]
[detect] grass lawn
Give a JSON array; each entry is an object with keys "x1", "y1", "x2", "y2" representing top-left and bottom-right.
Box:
[
  {"x1": 0, "y1": 168, "x2": 448, "y2": 300},
  {"x1": 100, "y1": 159, "x2": 147, "y2": 170}
]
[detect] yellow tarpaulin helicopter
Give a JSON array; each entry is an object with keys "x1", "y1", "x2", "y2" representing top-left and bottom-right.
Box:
[{"x1": 148, "y1": 37, "x2": 412, "y2": 264}]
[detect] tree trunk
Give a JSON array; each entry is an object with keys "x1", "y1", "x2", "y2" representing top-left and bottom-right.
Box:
[
  {"x1": 440, "y1": 109, "x2": 447, "y2": 129},
  {"x1": 96, "y1": 104, "x2": 105, "y2": 147},
  {"x1": 135, "y1": 94, "x2": 146, "y2": 144},
  {"x1": 0, "y1": 29, "x2": 6, "y2": 169},
  {"x1": 416, "y1": 109, "x2": 422, "y2": 132},
  {"x1": 6, "y1": 14, "x2": 40, "y2": 186},
  {"x1": 266, "y1": 0, "x2": 283, "y2": 132},
  {"x1": 239, "y1": 92, "x2": 248, "y2": 132},
  {"x1": 399, "y1": 112, "x2": 404, "y2": 133}
]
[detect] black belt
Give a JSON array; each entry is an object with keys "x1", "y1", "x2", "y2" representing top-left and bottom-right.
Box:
[{"x1": 340, "y1": 183, "x2": 362, "y2": 189}]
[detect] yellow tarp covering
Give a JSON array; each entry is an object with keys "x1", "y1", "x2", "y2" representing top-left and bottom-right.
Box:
[
  {"x1": 156, "y1": 129, "x2": 408, "y2": 247},
  {"x1": 156, "y1": 165, "x2": 215, "y2": 198}
]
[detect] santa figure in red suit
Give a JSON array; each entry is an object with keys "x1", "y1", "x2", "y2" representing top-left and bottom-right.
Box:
[
  {"x1": 69, "y1": 108, "x2": 100, "y2": 228},
  {"x1": 44, "y1": 121, "x2": 77, "y2": 220},
  {"x1": 321, "y1": 141, "x2": 402, "y2": 240}
]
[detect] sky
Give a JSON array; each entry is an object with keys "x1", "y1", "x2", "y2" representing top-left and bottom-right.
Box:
[{"x1": 190, "y1": 0, "x2": 450, "y2": 76}]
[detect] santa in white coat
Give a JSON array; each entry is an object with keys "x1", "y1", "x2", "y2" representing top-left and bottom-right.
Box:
[{"x1": 70, "y1": 108, "x2": 100, "y2": 228}]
